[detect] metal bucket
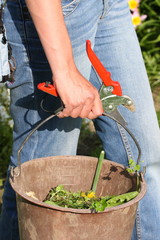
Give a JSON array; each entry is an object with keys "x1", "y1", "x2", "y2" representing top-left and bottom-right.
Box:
[{"x1": 10, "y1": 155, "x2": 146, "y2": 240}]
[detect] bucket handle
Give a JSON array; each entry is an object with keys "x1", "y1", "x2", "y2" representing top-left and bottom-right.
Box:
[
  {"x1": 11, "y1": 110, "x2": 145, "y2": 178},
  {"x1": 103, "y1": 112, "x2": 143, "y2": 166},
  {"x1": 11, "y1": 111, "x2": 61, "y2": 178}
]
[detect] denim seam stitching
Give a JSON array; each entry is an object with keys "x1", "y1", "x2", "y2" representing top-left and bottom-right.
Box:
[
  {"x1": 135, "y1": 207, "x2": 142, "y2": 240},
  {"x1": 62, "y1": 0, "x2": 80, "y2": 9},
  {"x1": 117, "y1": 123, "x2": 142, "y2": 240},
  {"x1": 117, "y1": 123, "x2": 133, "y2": 160},
  {"x1": 62, "y1": 0, "x2": 80, "y2": 18},
  {"x1": 101, "y1": 0, "x2": 126, "y2": 19},
  {"x1": 100, "y1": 0, "x2": 109, "y2": 19},
  {"x1": 17, "y1": 0, "x2": 30, "y2": 64}
]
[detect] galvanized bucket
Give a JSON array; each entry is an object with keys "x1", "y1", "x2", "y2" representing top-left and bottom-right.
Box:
[{"x1": 10, "y1": 155, "x2": 146, "y2": 240}]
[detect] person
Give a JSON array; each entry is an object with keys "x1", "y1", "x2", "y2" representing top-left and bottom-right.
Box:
[{"x1": 0, "y1": 0, "x2": 160, "y2": 239}]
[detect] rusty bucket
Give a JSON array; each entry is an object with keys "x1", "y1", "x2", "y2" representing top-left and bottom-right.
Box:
[{"x1": 10, "y1": 155, "x2": 146, "y2": 240}]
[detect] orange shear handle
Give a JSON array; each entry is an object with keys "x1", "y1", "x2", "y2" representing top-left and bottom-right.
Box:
[
  {"x1": 86, "y1": 40, "x2": 122, "y2": 96},
  {"x1": 37, "y1": 82, "x2": 58, "y2": 97}
]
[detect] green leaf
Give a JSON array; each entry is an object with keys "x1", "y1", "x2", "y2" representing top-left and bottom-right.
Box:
[
  {"x1": 127, "y1": 159, "x2": 141, "y2": 173},
  {"x1": 55, "y1": 185, "x2": 65, "y2": 192},
  {"x1": 155, "y1": 0, "x2": 160, "y2": 7},
  {"x1": 91, "y1": 198, "x2": 107, "y2": 212},
  {"x1": 126, "y1": 168, "x2": 134, "y2": 173},
  {"x1": 128, "y1": 159, "x2": 135, "y2": 167},
  {"x1": 44, "y1": 200, "x2": 59, "y2": 206},
  {"x1": 134, "y1": 165, "x2": 141, "y2": 171},
  {"x1": 105, "y1": 191, "x2": 139, "y2": 208}
]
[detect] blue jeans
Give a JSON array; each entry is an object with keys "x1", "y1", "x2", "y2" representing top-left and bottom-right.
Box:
[{"x1": 1, "y1": 0, "x2": 160, "y2": 239}]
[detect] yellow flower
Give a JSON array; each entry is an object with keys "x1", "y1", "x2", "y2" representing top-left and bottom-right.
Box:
[
  {"x1": 132, "y1": 16, "x2": 141, "y2": 26},
  {"x1": 87, "y1": 192, "x2": 96, "y2": 198},
  {"x1": 128, "y1": 0, "x2": 139, "y2": 10},
  {"x1": 81, "y1": 192, "x2": 86, "y2": 197}
]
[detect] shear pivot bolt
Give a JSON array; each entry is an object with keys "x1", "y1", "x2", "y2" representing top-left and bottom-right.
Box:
[
  {"x1": 109, "y1": 105, "x2": 113, "y2": 110},
  {"x1": 103, "y1": 87, "x2": 108, "y2": 94},
  {"x1": 103, "y1": 86, "x2": 113, "y2": 94},
  {"x1": 127, "y1": 100, "x2": 132, "y2": 105}
]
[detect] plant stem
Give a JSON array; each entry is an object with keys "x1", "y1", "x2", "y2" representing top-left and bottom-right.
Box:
[{"x1": 91, "y1": 150, "x2": 105, "y2": 193}]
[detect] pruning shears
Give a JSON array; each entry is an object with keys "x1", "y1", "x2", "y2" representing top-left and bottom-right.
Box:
[{"x1": 37, "y1": 40, "x2": 135, "y2": 125}]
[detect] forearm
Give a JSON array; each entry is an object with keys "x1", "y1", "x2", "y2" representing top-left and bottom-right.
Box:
[
  {"x1": 26, "y1": 0, "x2": 76, "y2": 76},
  {"x1": 25, "y1": 0, "x2": 103, "y2": 119}
]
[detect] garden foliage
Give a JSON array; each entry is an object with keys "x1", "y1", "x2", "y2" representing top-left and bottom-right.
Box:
[
  {"x1": 137, "y1": 0, "x2": 160, "y2": 88},
  {"x1": 0, "y1": 86, "x2": 12, "y2": 180},
  {"x1": 44, "y1": 185, "x2": 139, "y2": 212}
]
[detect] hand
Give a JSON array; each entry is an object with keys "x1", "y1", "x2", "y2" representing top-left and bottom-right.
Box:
[{"x1": 54, "y1": 67, "x2": 103, "y2": 119}]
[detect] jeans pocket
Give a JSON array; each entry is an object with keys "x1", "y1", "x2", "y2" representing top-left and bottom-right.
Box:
[{"x1": 62, "y1": 0, "x2": 81, "y2": 17}]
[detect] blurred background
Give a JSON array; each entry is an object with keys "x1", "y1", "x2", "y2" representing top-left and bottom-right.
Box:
[{"x1": 0, "y1": 0, "x2": 160, "y2": 204}]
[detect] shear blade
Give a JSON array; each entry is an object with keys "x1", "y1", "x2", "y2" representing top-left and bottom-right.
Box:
[{"x1": 104, "y1": 108, "x2": 127, "y2": 126}]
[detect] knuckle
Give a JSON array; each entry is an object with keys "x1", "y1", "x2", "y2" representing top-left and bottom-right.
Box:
[
  {"x1": 68, "y1": 102, "x2": 79, "y2": 109},
  {"x1": 86, "y1": 94, "x2": 94, "y2": 103}
]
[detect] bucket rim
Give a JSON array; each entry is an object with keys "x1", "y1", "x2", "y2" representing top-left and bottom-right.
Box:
[{"x1": 10, "y1": 155, "x2": 147, "y2": 214}]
